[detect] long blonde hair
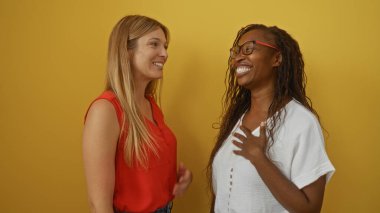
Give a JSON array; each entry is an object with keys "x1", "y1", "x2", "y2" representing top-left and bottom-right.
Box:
[{"x1": 105, "y1": 15, "x2": 169, "y2": 168}]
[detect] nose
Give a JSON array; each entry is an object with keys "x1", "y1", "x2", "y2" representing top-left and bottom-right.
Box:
[
  {"x1": 160, "y1": 47, "x2": 168, "y2": 59},
  {"x1": 233, "y1": 52, "x2": 245, "y2": 62}
]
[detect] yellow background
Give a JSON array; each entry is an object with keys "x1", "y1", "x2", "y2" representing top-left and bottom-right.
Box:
[{"x1": 1, "y1": 0, "x2": 379, "y2": 212}]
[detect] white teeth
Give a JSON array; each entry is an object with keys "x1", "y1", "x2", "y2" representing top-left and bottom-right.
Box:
[
  {"x1": 236, "y1": 66, "x2": 251, "y2": 74},
  {"x1": 153, "y1": 62, "x2": 163, "y2": 68}
]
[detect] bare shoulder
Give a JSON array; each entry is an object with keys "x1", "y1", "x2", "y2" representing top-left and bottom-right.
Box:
[
  {"x1": 83, "y1": 99, "x2": 120, "y2": 145},
  {"x1": 86, "y1": 99, "x2": 117, "y2": 121}
]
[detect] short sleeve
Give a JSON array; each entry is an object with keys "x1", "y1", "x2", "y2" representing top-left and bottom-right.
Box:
[{"x1": 290, "y1": 119, "x2": 335, "y2": 189}]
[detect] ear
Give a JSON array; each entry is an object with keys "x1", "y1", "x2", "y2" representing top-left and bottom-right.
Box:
[
  {"x1": 127, "y1": 48, "x2": 134, "y2": 55},
  {"x1": 272, "y1": 52, "x2": 282, "y2": 67},
  {"x1": 127, "y1": 49, "x2": 135, "y2": 60}
]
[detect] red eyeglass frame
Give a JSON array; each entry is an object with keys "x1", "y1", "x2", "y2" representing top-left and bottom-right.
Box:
[{"x1": 230, "y1": 40, "x2": 279, "y2": 58}]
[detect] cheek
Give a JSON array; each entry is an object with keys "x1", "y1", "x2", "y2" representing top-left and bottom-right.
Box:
[
  {"x1": 252, "y1": 54, "x2": 274, "y2": 68},
  {"x1": 131, "y1": 57, "x2": 141, "y2": 69},
  {"x1": 250, "y1": 53, "x2": 265, "y2": 62},
  {"x1": 133, "y1": 53, "x2": 149, "y2": 67}
]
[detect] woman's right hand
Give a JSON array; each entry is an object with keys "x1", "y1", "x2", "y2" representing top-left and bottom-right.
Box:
[{"x1": 232, "y1": 122, "x2": 268, "y2": 164}]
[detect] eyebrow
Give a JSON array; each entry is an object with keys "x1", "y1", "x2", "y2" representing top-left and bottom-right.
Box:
[{"x1": 148, "y1": 37, "x2": 166, "y2": 42}]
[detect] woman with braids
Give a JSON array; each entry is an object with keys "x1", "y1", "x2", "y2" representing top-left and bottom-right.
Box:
[
  {"x1": 83, "y1": 15, "x2": 192, "y2": 213},
  {"x1": 208, "y1": 24, "x2": 335, "y2": 213}
]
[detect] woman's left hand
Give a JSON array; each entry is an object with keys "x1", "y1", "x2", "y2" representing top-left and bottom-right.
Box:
[
  {"x1": 172, "y1": 162, "x2": 192, "y2": 197},
  {"x1": 232, "y1": 122, "x2": 268, "y2": 163}
]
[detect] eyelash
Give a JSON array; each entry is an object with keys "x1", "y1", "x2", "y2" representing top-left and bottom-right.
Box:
[
  {"x1": 244, "y1": 47, "x2": 255, "y2": 51},
  {"x1": 149, "y1": 42, "x2": 159, "y2": 47},
  {"x1": 149, "y1": 42, "x2": 168, "y2": 49}
]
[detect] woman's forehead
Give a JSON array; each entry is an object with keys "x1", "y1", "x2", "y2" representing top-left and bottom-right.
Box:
[
  {"x1": 239, "y1": 30, "x2": 262, "y2": 43},
  {"x1": 238, "y1": 29, "x2": 273, "y2": 45}
]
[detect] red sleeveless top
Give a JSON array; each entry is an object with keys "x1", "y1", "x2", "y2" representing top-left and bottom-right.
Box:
[{"x1": 86, "y1": 91, "x2": 177, "y2": 212}]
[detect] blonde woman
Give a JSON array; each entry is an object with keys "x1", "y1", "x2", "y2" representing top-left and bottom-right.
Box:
[{"x1": 83, "y1": 15, "x2": 192, "y2": 213}]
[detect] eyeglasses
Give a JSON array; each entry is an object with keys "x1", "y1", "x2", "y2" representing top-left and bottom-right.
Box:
[{"x1": 230, "y1": 40, "x2": 279, "y2": 58}]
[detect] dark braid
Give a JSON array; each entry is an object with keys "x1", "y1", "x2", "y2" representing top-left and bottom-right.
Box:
[{"x1": 269, "y1": 26, "x2": 320, "y2": 121}]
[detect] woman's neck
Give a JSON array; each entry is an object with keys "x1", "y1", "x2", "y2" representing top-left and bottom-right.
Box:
[
  {"x1": 134, "y1": 80, "x2": 149, "y2": 107},
  {"x1": 249, "y1": 87, "x2": 274, "y2": 113}
]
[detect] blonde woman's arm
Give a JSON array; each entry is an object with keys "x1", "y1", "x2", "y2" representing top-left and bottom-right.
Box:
[{"x1": 83, "y1": 100, "x2": 119, "y2": 213}]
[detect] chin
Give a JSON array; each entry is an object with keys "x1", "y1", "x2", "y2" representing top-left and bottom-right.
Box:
[
  {"x1": 147, "y1": 71, "x2": 163, "y2": 79},
  {"x1": 238, "y1": 79, "x2": 257, "y2": 90},
  {"x1": 151, "y1": 74, "x2": 163, "y2": 80},
  {"x1": 237, "y1": 77, "x2": 250, "y2": 86}
]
